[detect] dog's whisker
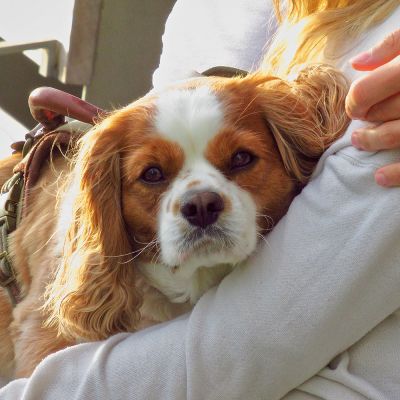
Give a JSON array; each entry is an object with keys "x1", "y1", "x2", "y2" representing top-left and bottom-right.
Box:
[
  {"x1": 256, "y1": 212, "x2": 275, "y2": 228},
  {"x1": 132, "y1": 236, "x2": 157, "y2": 246},
  {"x1": 102, "y1": 249, "x2": 145, "y2": 258},
  {"x1": 32, "y1": 227, "x2": 61, "y2": 255},
  {"x1": 257, "y1": 232, "x2": 272, "y2": 250},
  {"x1": 70, "y1": 237, "x2": 157, "y2": 258},
  {"x1": 95, "y1": 238, "x2": 160, "y2": 262},
  {"x1": 120, "y1": 238, "x2": 160, "y2": 264},
  {"x1": 149, "y1": 248, "x2": 162, "y2": 266}
]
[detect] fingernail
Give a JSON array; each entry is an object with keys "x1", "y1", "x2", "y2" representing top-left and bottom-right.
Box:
[
  {"x1": 350, "y1": 51, "x2": 372, "y2": 65},
  {"x1": 375, "y1": 171, "x2": 388, "y2": 186}
]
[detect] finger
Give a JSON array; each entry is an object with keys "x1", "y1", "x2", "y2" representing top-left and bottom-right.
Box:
[
  {"x1": 352, "y1": 120, "x2": 400, "y2": 151},
  {"x1": 375, "y1": 163, "x2": 400, "y2": 187},
  {"x1": 350, "y1": 29, "x2": 400, "y2": 71},
  {"x1": 345, "y1": 56, "x2": 400, "y2": 120},
  {"x1": 366, "y1": 93, "x2": 400, "y2": 122}
]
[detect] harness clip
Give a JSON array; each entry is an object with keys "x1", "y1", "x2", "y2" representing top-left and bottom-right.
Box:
[{"x1": 0, "y1": 250, "x2": 15, "y2": 287}]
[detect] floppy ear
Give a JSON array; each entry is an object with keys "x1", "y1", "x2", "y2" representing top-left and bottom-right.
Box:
[
  {"x1": 256, "y1": 64, "x2": 350, "y2": 184},
  {"x1": 45, "y1": 110, "x2": 142, "y2": 341}
]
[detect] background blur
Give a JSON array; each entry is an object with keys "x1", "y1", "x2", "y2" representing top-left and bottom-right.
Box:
[{"x1": 0, "y1": 0, "x2": 176, "y2": 158}]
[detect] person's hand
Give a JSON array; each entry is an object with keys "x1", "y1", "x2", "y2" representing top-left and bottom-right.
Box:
[{"x1": 345, "y1": 29, "x2": 400, "y2": 187}]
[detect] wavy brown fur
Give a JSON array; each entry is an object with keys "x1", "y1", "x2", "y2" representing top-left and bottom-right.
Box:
[
  {"x1": 250, "y1": 64, "x2": 350, "y2": 184},
  {"x1": 44, "y1": 118, "x2": 145, "y2": 341}
]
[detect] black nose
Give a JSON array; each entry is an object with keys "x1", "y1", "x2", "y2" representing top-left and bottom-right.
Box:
[{"x1": 181, "y1": 191, "x2": 225, "y2": 228}]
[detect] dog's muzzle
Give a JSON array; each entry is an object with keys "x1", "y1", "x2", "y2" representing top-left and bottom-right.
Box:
[{"x1": 180, "y1": 191, "x2": 224, "y2": 229}]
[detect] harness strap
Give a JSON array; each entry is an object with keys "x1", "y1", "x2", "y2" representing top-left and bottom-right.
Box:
[
  {"x1": 14, "y1": 130, "x2": 76, "y2": 216},
  {"x1": 0, "y1": 172, "x2": 24, "y2": 305},
  {"x1": 0, "y1": 125, "x2": 38, "y2": 305},
  {"x1": 201, "y1": 66, "x2": 249, "y2": 78},
  {"x1": 0, "y1": 120, "x2": 91, "y2": 306}
]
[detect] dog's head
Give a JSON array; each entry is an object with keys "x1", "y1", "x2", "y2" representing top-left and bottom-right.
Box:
[{"x1": 46, "y1": 65, "x2": 349, "y2": 340}]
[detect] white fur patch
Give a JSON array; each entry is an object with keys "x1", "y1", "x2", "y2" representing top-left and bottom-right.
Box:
[
  {"x1": 154, "y1": 85, "x2": 223, "y2": 160},
  {"x1": 140, "y1": 84, "x2": 259, "y2": 304},
  {"x1": 142, "y1": 158, "x2": 258, "y2": 304},
  {"x1": 159, "y1": 161, "x2": 258, "y2": 270}
]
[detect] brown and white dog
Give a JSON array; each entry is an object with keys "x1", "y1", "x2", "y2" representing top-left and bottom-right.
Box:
[{"x1": 0, "y1": 65, "x2": 349, "y2": 378}]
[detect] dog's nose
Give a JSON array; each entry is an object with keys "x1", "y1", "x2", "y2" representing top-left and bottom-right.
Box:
[{"x1": 181, "y1": 191, "x2": 224, "y2": 228}]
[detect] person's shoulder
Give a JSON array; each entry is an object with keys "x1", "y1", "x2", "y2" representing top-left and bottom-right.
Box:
[{"x1": 152, "y1": 0, "x2": 276, "y2": 89}]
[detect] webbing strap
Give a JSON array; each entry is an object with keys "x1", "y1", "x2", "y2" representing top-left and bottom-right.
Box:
[
  {"x1": 201, "y1": 66, "x2": 249, "y2": 78},
  {"x1": 0, "y1": 120, "x2": 91, "y2": 306},
  {"x1": 0, "y1": 172, "x2": 24, "y2": 305}
]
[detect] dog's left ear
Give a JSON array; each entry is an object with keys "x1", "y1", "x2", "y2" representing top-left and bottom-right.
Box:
[
  {"x1": 255, "y1": 64, "x2": 350, "y2": 184},
  {"x1": 44, "y1": 107, "x2": 143, "y2": 341}
]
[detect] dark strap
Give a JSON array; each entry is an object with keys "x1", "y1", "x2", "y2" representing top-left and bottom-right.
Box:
[
  {"x1": 29, "y1": 87, "x2": 104, "y2": 130},
  {"x1": 0, "y1": 172, "x2": 24, "y2": 305},
  {"x1": 0, "y1": 122, "x2": 47, "y2": 305},
  {"x1": 0, "y1": 87, "x2": 102, "y2": 306},
  {"x1": 0, "y1": 125, "x2": 86, "y2": 306},
  {"x1": 15, "y1": 130, "x2": 78, "y2": 216},
  {"x1": 201, "y1": 66, "x2": 249, "y2": 78},
  {"x1": 11, "y1": 88, "x2": 105, "y2": 154}
]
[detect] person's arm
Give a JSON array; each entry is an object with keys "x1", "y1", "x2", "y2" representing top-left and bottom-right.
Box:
[
  {"x1": 346, "y1": 29, "x2": 400, "y2": 186},
  {"x1": 1, "y1": 125, "x2": 400, "y2": 399}
]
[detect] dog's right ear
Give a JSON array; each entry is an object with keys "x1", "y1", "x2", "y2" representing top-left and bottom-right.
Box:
[
  {"x1": 44, "y1": 106, "x2": 146, "y2": 341},
  {"x1": 255, "y1": 64, "x2": 350, "y2": 185}
]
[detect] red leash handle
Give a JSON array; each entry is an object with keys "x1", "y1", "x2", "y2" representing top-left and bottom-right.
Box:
[{"x1": 29, "y1": 87, "x2": 106, "y2": 130}]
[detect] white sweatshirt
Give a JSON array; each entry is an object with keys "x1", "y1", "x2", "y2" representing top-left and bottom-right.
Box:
[{"x1": 1, "y1": 1, "x2": 400, "y2": 399}]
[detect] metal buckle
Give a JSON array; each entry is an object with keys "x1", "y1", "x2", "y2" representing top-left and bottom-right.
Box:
[
  {"x1": 1, "y1": 171, "x2": 22, "y2": 195},
  {"x1": 0, "y1": 248, "x2": 19, "y2": 305},
  {"x1": 4, "y1": 199, "x2": 17, "y2": 217},
  {"x1": 0, "y1": 204, "x2": 17, "y2": 233},
  {"x1": 0, "y1": 250, "x2": 15, "y2": 287}
]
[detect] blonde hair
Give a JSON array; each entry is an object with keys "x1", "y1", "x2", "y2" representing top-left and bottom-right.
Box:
[{"x1": 263, "y1": 0, "x2": 399, "y2": 77}]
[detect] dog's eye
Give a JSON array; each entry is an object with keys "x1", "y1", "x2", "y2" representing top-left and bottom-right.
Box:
[
  {"x1": 230, "y1": 151, "x2": 255, "y2": 170},
  {"x1": 141, "y1": 166, "x2": 165, "y2": 184}
]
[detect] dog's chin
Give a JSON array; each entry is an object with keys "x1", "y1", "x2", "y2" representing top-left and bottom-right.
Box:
[
  {"x1": 162, "y1": 225, "x2": 256, "y2": 272},
  {"x1": 140, "y1": 225, "x2": 258, "y2": 304}
]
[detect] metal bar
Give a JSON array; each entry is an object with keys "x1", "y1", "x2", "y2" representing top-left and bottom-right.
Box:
[{"x1": 0, "y1": 40, "x2": 61, "y2": 78}]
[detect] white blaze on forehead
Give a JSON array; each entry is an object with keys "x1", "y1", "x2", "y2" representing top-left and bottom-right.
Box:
[{"x1": 154, "y1": 85, "x2": 223, "y2": 159}]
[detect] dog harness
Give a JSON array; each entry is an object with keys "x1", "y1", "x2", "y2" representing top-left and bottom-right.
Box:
[{"x1": 0, "y1": 88, "x2": 102, "y2": 306}]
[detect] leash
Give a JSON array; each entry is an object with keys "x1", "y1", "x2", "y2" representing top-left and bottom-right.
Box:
[{"x1": 0, "y1": 88, "x2": 104, "y2": 305}]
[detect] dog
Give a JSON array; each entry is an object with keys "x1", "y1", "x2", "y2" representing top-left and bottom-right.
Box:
[{"x1": 0, "y1": 64, "x2": 349, "y2": 378}]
